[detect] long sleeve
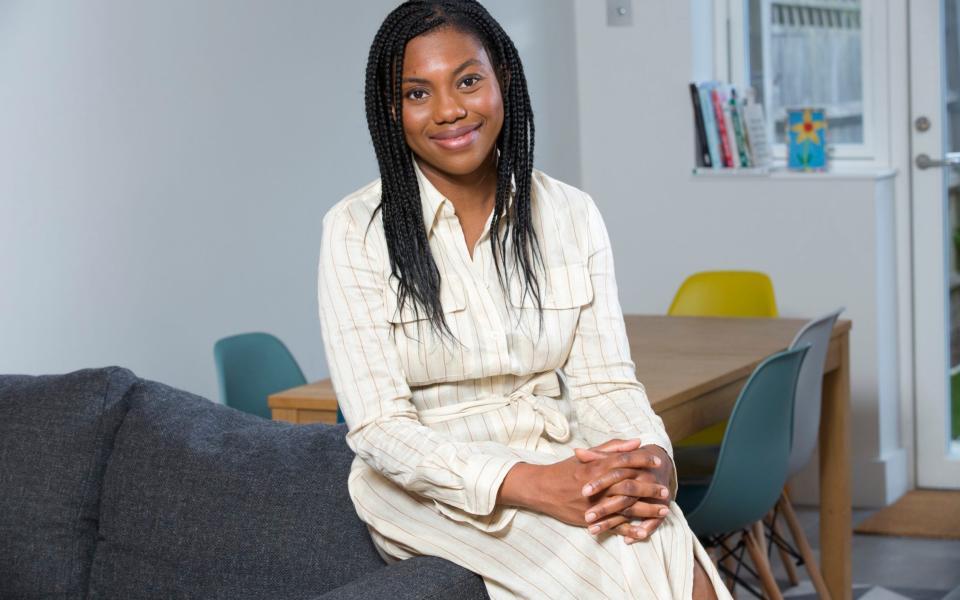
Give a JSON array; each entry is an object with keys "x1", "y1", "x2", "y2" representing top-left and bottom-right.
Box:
[
  {"x1": 317, "y1": 203, "x2": 524, "y2": 531},
  {"x1": 560, "y1": 195, "x2": 678, "y2": 495}
]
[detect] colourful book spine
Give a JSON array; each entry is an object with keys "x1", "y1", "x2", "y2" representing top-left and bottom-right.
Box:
[
  {"x1": 729, "y1": 88, "x2": 752, "y2": 167},
  {"x1": 698, "y1": 82, "x2": 721, "y2": 168},
  {"x1": 710, "y1": 88, "x2": 733, "y2": 168}
]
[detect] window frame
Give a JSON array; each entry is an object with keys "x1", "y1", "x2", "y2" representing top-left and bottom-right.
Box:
[{"x1": 712, "y1": 0, "x2": 891, "y2": 164}]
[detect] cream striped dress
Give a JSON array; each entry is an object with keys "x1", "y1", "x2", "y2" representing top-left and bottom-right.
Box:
[{"x1": 317, "y1": 161, "x2": 732, "y2": 600}]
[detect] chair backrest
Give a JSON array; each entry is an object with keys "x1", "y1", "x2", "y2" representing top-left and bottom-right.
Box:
[
  {"x1": 684, "y1": 345, "x2": 808, "y2": 537},
  {"x1": 786, "y1": 308, "x2": 844, "y2": 475},
  {"x1": 668, "y1": 271, "x2": 778, "y2": 318},
  {"x1": 213, "y1": 332, "x2": 307, "y2": 419}
]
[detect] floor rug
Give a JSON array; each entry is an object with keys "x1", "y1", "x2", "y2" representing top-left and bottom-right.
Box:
[{"x1": 854, "y1": 490, "x2": 960, "y2": 540}]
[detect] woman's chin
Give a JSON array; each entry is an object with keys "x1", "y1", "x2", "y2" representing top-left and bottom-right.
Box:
[{"x1": 417, "y1": 150, "x2": 497, "y2": 179}]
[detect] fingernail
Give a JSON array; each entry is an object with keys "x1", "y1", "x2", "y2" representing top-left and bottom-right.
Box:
[
  {"x1": 653, "y1": 456, "x2": 661, "y2": 466},
  {"x1": 659, "y1": 507, "x2": 670, "y2": 516},
  {"x1": 633, "y1": 529, "x2": 646, "y2": 540},
  {"x1": 660, "y1": 488, "x2": 669, "y2": 498},
  {"x1": 586, "y1": 512, "x2": 597, "y2": 522},
  {"x1": 581, "y1": 485, "x2": 592, "y2": 496},
  {"x1": 624, "y1": 537, "x2": 635, "y2": 545},
  {"x1": 588, "y1": 524, "x2": 600, "y2": 534}
]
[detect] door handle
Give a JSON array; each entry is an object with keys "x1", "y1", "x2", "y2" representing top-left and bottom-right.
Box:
[{"x1": 916, "y1": 152, "x2": 960, "y2": 169}]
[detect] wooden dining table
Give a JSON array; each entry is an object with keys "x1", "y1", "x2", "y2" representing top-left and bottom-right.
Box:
[{"x1": 269, "y1": 314, "x2": 853, "y2": 600}]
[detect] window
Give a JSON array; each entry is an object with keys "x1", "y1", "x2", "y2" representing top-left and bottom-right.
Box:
[
  {"x1": 750, "y1": 0, "x2": 863, "y2": 144},
  {"x1": 716, "y1": 0, "x2": 886, "y2": 162}
]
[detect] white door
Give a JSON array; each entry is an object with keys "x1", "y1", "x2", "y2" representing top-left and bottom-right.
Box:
[{"x1": 912, "y1": 0, "x2": 960, "y2": 488}]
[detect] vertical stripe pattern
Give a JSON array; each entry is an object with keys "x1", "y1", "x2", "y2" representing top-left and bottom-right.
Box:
[{"x1": 318, "y1": 163, "x2": 732, "y2": 599}]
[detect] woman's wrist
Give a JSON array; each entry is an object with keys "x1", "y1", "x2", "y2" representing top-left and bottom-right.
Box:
[{"x1": 496, "y1": 462, "x2": 542, "y2": 510}]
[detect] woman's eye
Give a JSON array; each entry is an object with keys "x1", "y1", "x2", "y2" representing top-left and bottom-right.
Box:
[
  {"x1": 459, "y1": 76, "x2": 481, "y2": 89},
  {"x1": 405, "y1": 89, "x2": 428, "y2": 101}
]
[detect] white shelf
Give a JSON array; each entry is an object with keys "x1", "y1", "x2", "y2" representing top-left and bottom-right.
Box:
[{"x1": 691, "y1": 166, "x2": 897, "y2": 180}]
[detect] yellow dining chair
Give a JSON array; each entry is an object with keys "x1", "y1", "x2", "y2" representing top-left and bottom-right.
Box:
[
  {"x1": 668, "y1": 271, "x2": 778, "y2": 319},
  {"x1": 669, "y1": 271, "x2": 778, "y2": 447}
]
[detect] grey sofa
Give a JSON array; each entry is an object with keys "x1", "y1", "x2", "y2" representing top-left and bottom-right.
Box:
[{"x1": 0, "y1": 367, "x2": 488, "y2": 599}]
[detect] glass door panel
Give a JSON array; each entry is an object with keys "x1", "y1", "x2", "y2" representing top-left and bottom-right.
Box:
[{"x1": 913, "y1": 0, "x2": 960, "y2": 488}]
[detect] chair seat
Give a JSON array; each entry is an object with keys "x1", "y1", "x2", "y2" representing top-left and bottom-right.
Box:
[
  {"x1": 676, "y1": 482, "x2": 710, "y2": 515},
  {"x1": 674, "y1": 444, "x2": 720, "y2": 481}
]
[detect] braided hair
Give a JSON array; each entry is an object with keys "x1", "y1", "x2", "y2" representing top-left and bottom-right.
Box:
[{"x1": 365, "y1": 0, "x2": 542, "y2": 341}]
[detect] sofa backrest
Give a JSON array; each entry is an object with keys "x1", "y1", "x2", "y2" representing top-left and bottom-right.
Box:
[
  {"x1": 0, "y1": 367, "x2": 138, "y2": 599},
  {"x1": 86, "y1": 377, "x2": 385, "y2": 599}
]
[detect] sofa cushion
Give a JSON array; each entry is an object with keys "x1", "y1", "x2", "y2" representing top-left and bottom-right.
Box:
[
  {"x1": 0, "y1": 367, "x2": 138, "y2": 599},
  {"x1": 314, "y1": 555, "x2": 489, "y2": 600},
  {"x1": 87, "y1": 378, "x2": 386, "y2": 599}
]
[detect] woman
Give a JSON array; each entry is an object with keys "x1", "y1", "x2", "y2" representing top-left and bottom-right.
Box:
[{"x1": 318, "y1": 1, "x2": 730, "y2": 598}]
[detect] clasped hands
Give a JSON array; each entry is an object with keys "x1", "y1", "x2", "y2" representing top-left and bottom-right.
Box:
[
  {"x1": 499, "y1": 438, "x2": 674, "y2": 544},
  {"x1": 573, "y1": 438, "x2": 674, "y2": 544}
]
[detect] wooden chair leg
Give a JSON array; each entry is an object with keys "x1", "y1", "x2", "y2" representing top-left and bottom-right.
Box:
[
  {"x1": 778, "y1": 492, "x2": 831, "y2": 600},
  {"x1": 768, "y1": 512, "x2": 800, "y2": 586},
  {"x1": 752, "y1": 520, "x2": 767, "y2": 555},
  {"x1": 721, "y1": 534, "x2": 738, "y2": 596},
  {"x1": 744, "y1": 529, "x2": 784, "y2": 600}
]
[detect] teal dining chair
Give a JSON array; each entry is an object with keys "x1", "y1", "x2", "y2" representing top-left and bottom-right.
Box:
[
  {"x1": 214, "y1": 332, "x2": 344, "y2": 423},
  {"x1": 676, "y1": 345, "x2": 808, "y2": 600},
  {"x1": 675, "y1": 310, "x2": 842, "y2": 597}
]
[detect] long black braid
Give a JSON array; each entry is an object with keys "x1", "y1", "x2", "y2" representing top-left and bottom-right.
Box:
[{"x1": 364, "y1": 0, "x2": 543, "y2": 341}]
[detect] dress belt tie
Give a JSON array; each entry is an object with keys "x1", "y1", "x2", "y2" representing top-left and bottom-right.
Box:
[{"x1": 418, "y1": 389, "x2": 572, "y2": 445}]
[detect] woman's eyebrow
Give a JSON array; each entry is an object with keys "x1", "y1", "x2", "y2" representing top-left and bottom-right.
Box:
[
  {"x1": 452, "y1": 58, "x2": 481, "y2": 75},
  {"x1": 402, "y1": 58, "x2": 483, "y2": 85}
]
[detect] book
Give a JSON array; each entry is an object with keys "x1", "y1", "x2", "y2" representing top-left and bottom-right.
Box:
[
  {"x1": 710, "y1": 87, "x2": 734, "y2": 168},
  {"x1": 697, "y1": 82, "x2": 722, "y2": 168},
  {"x1": 741, "y1": 100, "x2": 772, "y2": 167},
  {"x1": 689, "y1": 81, "x2": 774, "y2": 171},
  {"x1": 728, "y1": 88, "x2": 752, "y2": 168},
  {"x1": 719, "y1": 86, "x2": 740, "y2": 169},
  {"x1": 688, "y1": 83, "x2": 712, "y2": 168}
]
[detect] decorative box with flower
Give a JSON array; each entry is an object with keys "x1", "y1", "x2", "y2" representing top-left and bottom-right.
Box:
[{"x1": 787, "y1": 108, "x2": 828, "y2": 172}]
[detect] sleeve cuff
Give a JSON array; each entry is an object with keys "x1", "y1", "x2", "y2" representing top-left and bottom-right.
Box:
[{"x1": 432, "y1": 453, "x2": 524, "y2": 533}]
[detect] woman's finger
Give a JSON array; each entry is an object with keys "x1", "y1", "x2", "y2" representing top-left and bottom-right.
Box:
[
  {"x1": 580, "y1": 466, "x2": 641, "y2": 496},
  {"x1": 580, "y1": 450, "x2": 662, "y2": 496},
  {"x1": 573, "y1": 447, "x2": 606, "y2": 462},
  {"x1": 586, "y1": 513, "x2": 629, "y2": 536},
  {"x1": 619, "y1": 501, "x2": 671, "y2": 520},
  {"x1": 604, "y1": 479, "x2": 669, "y2": 501},
  {"x1": 634, "y1": 517, "x2": 665, "y2": 538},
  {"x1": 574, "y1": 438, "x2": 641, "y2": 462},
  {"x1": 618, "y1": 518, "x2": 666, "y2": 544},
  {"x1": 612, "y1": 521, "x2": 645, "y2": 543},
  {"x1": 584, "y1": 494, "x2": 637, "y2": 524}
]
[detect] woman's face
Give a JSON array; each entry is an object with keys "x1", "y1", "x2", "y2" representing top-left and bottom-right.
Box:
[{"x1": 400, "y1": 27, "x2": 504, "y2": 179}]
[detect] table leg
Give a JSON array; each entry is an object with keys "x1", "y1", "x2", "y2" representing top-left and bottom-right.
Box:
[{"x1": 819, "y1": 333, "x2": 852, "y2": 600}]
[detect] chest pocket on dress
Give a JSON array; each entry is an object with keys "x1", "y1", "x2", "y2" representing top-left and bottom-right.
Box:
[
  {"x1": 507, "y1": 263, "x2": 594, "y2": 368},
  {"x1": 383, "y1": 275, "x2": 467, "y2": 385},
  {"x1": 508, "y1": 263, "x2": 593, "y2": 309}
]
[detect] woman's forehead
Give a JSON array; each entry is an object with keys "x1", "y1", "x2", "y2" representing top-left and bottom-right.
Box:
[{"x1": 402, "y1": 27, "x2": 492, "y2": 80}]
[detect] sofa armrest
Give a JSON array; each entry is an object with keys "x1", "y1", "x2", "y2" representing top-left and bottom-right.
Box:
[{"x1": 313, "y1": 555, "x2": 488, "y2": 600}]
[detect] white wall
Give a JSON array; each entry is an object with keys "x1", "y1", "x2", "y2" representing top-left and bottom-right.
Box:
[
  {"x1": 572, "y1": 0, "x2": 908, "y2": 506},
  {"x1": 0, "y1": 0, "x2": 580, "y2": 401}
]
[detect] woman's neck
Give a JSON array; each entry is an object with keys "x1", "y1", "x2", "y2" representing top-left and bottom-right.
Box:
[{"x1": 414, "y1": 152, "x2": 498, "y2": 215}]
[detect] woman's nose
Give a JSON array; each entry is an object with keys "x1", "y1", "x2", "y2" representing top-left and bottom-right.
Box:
[{"x1": 434, "y1": 91, "x2": 467, "y2": 123}]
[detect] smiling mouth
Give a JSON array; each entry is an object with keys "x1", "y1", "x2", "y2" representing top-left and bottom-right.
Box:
[{"x1": 430, "y1": 124, "x2": 482, "y2": 150}]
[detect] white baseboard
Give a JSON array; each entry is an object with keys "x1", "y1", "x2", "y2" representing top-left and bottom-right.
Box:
[{"x1": 787, "y1": 446, "x2": 909, "y2": 508}]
